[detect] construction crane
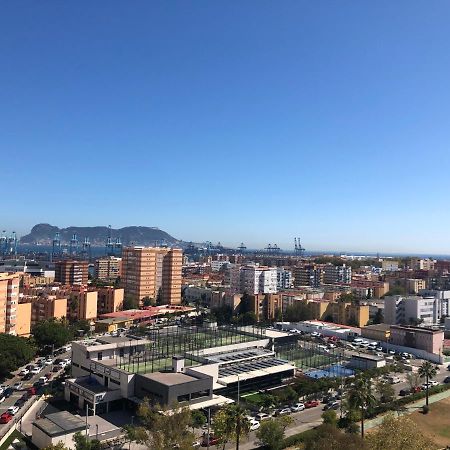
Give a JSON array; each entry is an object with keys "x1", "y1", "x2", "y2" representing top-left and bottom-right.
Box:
[
  {"x1": 69, "y1": 233, "x2": 78, "y2": 255},
  {"x1": 114, "y1": 236, "x2": 122, "y2": 253},
  {"x1": 294, "y1": 237, "x2": 305, "y2": 256},
  {"x1": 81, "y1": 237, "x2": 91, "y2": 259}
]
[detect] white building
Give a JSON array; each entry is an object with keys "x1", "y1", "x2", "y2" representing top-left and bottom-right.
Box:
[
  {"x1": 228, "y1": 265, "x2": 278, "y2": 295},
  {"x1": 276, "y1": 268, "x2": 293, "y2": 290},
  {"x1": 381, "y1": 260, "x2": 399, "y2": 272},
  {"x1": 211, "y1": 260, "x2": 231, "y2": 272},
  {"x1": 384, "y1": 295, "x2": 440, "y2": 325},
  {"x1": 323, "y1": 264, "x2": 352, "y2": 285}
]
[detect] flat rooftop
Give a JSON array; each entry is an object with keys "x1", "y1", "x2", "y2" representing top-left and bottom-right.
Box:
[
  {"x1": 141, "y1": 372, "x2": 198, "y2": 386},
  {"x1": 34, "y1": 411, "x2": 85, "y2": 437}
]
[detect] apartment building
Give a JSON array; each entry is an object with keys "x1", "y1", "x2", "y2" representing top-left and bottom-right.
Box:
[
  {"x1": 248, "y1": 293, "x2": 282, "y2": 321},
  {"x1": 228, "y1": 265, "x2": 278, "y2": 295},
  {"x1": 97, "y1": 287, "x2": 124, "y2": 314},
  {"x1": 323, "y1": 264, "x2": 352, "y2": 285},
  {"x1": 409, "y1": 258, "x2": 435, "y2": 271},
  {"x1": 381, "y1": 260, "x2": 399, "y2": 272},
  {"x1": 31, "y1": 296, "x2": 68, "y2": 323},
  {"x1": 0, "y1": 273, "x2": 19, "y2": 334},
  {"x1": 16, "y1": 302, "x2": 32, "y2": 336},
  {"x1": 384, "y1": 295, "x2": 439, "y2": 325},
  {"x1": 54, "y1": 260, "x2": 89, "y2": 286},
  {"x1": 407, "y1": 278, "x2": 427, "y2": 294},
  {"x1": 94, "y1": 256, "x2": 122, "y2": 281},
  {"x1": 293, "y1": 265, "x2": 323, "y2": 288},
  {"x1": 277, "y1": 268, "x2": 293, "y2": 290},
  {"x1": 67, "y1": 289, "x2": 98, "y2": 321},
  {"x1": 121, "y1": 247, "x2": 182, "y2": 305}
]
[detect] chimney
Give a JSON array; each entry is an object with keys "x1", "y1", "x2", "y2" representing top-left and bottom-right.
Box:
[{"x1": 172, "y1": 355, "x2": 185, "y2": 373}]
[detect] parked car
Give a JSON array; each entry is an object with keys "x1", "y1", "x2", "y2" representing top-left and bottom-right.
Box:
[
  {"x1": 27, "y1": 387, "x2": 37, "y2": 396},
  {"x1": 201, "y1": 436, "x2": 219, "y2": 447},
  {"x1": 57, "y1": 361, "x2": 67, "y2": 368},
  {"x1": 0, "y1": 412, "x2": 13, "y2": 424},
  {"x1": 44, "y1": 359, "x2": 53, "y2": 366},
  {"x1": 3, "y1": 388, "x2": 13, "y2": 398},
  {"x1": 324, "y1": 401, "x2": 340, "y2": 410},
  {"x1": 19, "y1": 368, "x2": 29, "y2": 376},
  {"x1": 411, "y1": 386, "x2": 422, "y2": 393},
  {"x1": 255, "y1": 413, "x2": 271, "y2": 421},
  {"x1": 30, "y1": 366, "x2": 41, "y2": 375},
  {"x1": 37, "y1": 376, "x2": 49, "y2": 385},
  {"x1": 0, "y1": 396, "x2": 5, "y2": 403},
  {"x1": 388, "y1": 376, "x2": 401, "y2": 384},
  {"x1": 399, "y1": 389, "x2": 410, "y2": 396},
  {"x1": 305, "y1": 400, "x2": 319, "y2": 408},
  {"x1": 290, "y1": 402, "x2": 305, "y2": 412},
  {"x1": 12, "y1": 382, "x2": 23, "y2": 391},
  {"x1": 276, "y1": 408, "x2": 291, "y2": 416},
  {"x1": 7, "y1": 406, "x2": 19, "y2": 415},
  {"x1": 249, "y1": 420, "x2": 260, "y2": 431}
]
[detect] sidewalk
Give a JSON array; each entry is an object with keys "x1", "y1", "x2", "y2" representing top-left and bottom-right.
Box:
[{"x1": 365, "y1": 388, "x2": 450, "y2": 431}]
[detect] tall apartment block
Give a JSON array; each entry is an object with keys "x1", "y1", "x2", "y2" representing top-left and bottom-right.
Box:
[
  {"x1": 228, "y1": 265, "x2": 278, "y2": 295},
  {"x1": 293, "y1": 265, "x2": 323, "y2": 288},
  {"x1": 323, "y1": 264, "x2": 352, "y2": 285},
  {"x1": 54, "y1": 260, "x2": 89, "y2": 286},
  {"x1": 94, "y1": 256, "x2": 122, "y2": 281},
  {"x1": 0, "y1": 273, "x2": 19, "y2": 334},
  {"x1": 121, "y1": 247, "x2": 182, "y2": 305}
]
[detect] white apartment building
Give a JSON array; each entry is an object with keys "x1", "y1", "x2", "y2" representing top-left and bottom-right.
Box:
[
  {"x1": 384, "y1": 295, "x2": 440, "y2": 325},
  {"x1": 323, "y1": 264, "x2": 352, "y2": 285},
  {"x1": 211, "y1": 260, "x2": 231, "y2": 272},
  {"x1": 228, "y1": 265, "x2": 278, "y2": 295},
  {"x1": 381, "y1": 260, "x2": 399, "y2": 272},
  {"x1": 276, "y1": 268, "x2": 293, "y2": 290}
]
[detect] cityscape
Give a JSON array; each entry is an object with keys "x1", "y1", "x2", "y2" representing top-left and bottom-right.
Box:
[{"x1": 2, "y1": 2, "x2": 450, "y2": 450}]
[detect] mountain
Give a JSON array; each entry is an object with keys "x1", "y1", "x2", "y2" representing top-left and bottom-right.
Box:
[{"x1": 20, "y1": 223, "x2": 180, "y2": 247}]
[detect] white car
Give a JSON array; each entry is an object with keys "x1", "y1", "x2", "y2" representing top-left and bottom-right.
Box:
[
  {"x1": 30, "y1": 366, "x2": 41, "y2": 375},
  {"x1": 63, "y1": 358, "x2": 71, "y2": 364},
  {"x1": 328, "y1": 343, "x2": 336, "y2": 349},
  {"x1": 57, "y1": 361, "x2": 67, "y2": 368},
  {"x1": 44, "y1": 359, "x2": 53, "y2": 366},
  {"x1": 277, "y1": 408, "x2": 291, "y2": 416},
  {"x1": 291, "y1": 403, "x2": 305, "y2": 412},
  {"x1": 12, "y1": 382, "x2": 23, "y2": 390},
  {"x1": 8, "y1": 406, "x2": 19, "y2": 415},
  {"x1": 19, "y1": 369, "x2": 29, "y2": 376},
  {"x1": 0, "y1": 396, "x2": 5, "y2": 403},
  {"x1": 255, "y1": 413, "x2": 271, "y2": 421},
  {"x1": 249, "y1": 420, "x2": 260, "y2": 431}
]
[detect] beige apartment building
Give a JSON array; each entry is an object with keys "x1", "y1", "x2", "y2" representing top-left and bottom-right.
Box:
[
  {"x1": 16, "y1": 302, "x2": 32, "y2": 336},
  {"x1": 94, "y1": 256, "x2": 122, "y2": 281},
  {"x1": 67, "y1": 289, "x2": 98, "y2": 321},
  {"x1": 121, "y1": 247, "x2": 182, "y2": 305},
  {"x1": 97, "y1": 287, "x2": 124, "y2": 314},
  {"x1": 55, "y1": 260, "x2": 89, "y2": 286},
  {"x1": 0, "y1": 273, "x2": 19, "y2": 334}
]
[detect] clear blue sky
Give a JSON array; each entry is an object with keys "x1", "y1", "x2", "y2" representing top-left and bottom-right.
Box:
[{"x1": 2, "y1": 1, "x2": 450, "y2": 253}]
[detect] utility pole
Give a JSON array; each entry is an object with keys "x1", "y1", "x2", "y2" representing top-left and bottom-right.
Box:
[{"x1": 206, "y1": 408, "x2": 211, "y2": 450}]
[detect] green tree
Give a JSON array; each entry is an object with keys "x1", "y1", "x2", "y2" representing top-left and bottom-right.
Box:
[
  {"x1": 0, "y1": 334, "x2": 37, "y2": 377},
  {"x1": 373, "y1": 309, "x2": 383, "y2": 324},
  {"x1": 321, "y1": 409, "x2": 338, "y2": 426},
  {"x1": 190, "y1": 410, "x2": 206, "y2": 432},
  {"x1": 375, "y1": 380, "x2": 395, "y2": 403},
  {"x1": 31, "y1": 319, "x2": 74, "y2": 351},
  {"x1": 255, "y1": 416, "x2": 292, "y2": 450},
  {"x1": 418, "y1": 361, "x2": 438, "y2": 406},
  {"x1": 213, "y1": 404, "x2": 250, "y2": 450},
  {"x1": 283, "y1": 302, "x2": 312, "y2": 322},
  {"x1": 123, "y1": 295, "x2": 139, "y2": 310},
  {"x1": 366, "y1": 413, "x2": 436, "y2": 450},
  {"x1": 142, "y1": 296, "x2": 155, "y2": 307},
  {"x1": 43, "y1": 443, "x2": 69, "y2": 450},
  {"x1": 347, "y1": 377, "x2": 377, "y2": 439},
  {"x1": 73, "y1": 432, "x2": 101, "y2": 450},
  {"x1": 126, "y1": 402, "x2": 194, "y2": 450},
  {"x1": 303, "y1": 424, "x2": 367, "y2": 450},
  {"x1": 156, "y1": 287, "x2": 164, "y2": 306},
  {"x1": 212, "y1": 305, "x2": 233, "y2": 325}
]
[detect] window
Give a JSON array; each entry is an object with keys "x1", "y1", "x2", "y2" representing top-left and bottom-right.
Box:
[{"x1": 98, "y1": 352, "x2": 103, "y2": 360}]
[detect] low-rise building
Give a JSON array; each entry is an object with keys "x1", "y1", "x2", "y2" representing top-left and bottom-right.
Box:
[
  {"x1": 97, "y1": 287, "x2": 124, "y2": 314},
  {"x1": 390, "y1": 325, "x2": 443, "y2": 355},
  {"x1": 361, "y1": 323, "x2": 391, "y2": 342}
]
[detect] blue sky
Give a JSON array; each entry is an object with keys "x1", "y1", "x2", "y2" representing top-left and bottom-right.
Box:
[{"x1": 2, "y1": 1, "x2": 450, "y2": 253}]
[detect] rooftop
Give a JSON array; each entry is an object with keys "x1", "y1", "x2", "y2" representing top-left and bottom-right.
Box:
[
  {"x1": 33, "y1": 411, "x2": 86, "y2": 437},
  {"x1": 141, "y1": 372, "x2": 198, "y2": 386}
]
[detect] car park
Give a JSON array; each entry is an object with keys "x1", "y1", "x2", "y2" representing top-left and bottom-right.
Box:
[
  {"x1": 305, "y1": 400, "x2": 319, "y2": 408},
  {"x1": 7, "y1": 406, "x2": 19, "y2": 415},
  {"x1": 0, "y1": 412, "x2": 13, "y2": 424},
  {"x1": 290, "y1": 402, "x2": 305, "y2": 412}
]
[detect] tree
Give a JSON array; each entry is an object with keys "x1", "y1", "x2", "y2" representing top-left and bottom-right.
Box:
[
  {"x1": 127, "y1": 402, "x2": 194, "y2": 450},
  {"x1": 32, "y1": 319, "x2": 74, "y2": 351},
  {"x1": 418, "y1": 361, "x2": 438, "y2": 406},
  {"x1": 212, "y1": 305, "x2": 233, "y2": 325},
  {"x1": 303, "y1": 424, "x2": 367, "y2": 450},
  {"x1": 365, "y1": 413, "x2": 436, "y2": 450},
  {"x1": 347, "y1": 377, "x2": 377, "y2": 439},
  {"x1": 190, "y1": 410, "x2": 206, "y2": 432},
  {"x1": 284, "y1": 302, "x2": 313, "y2": 322},
  {"x1": 73, "y1": 433, "x2": 101, "y2": 450},
  {"x1": 142, "y1": 296, "x2": 155, "y2": 307},
  {"x1": 213, "y1": 404, "x2": 250, "y2": 450},
  {"x1": 406, "y1": 372, "x2": 421, "y2": 390},
  {"x1": 256, "y1": 416, "x2": 292, "y2": 450},
  {"x1": 321, "y1": 409, "x2": 338, "y2": 426},
  {"x1": 373, "y1": 309, "x2": 383, "y2": 324},
  {"x1": 0, "y1": 334, "x2": 37, "y2": 377},
  {"x1": 156, "y1": 287, "x2": 164, "y2": 306},
  {"x1": 43, "y1": 443, "x2": 69, "y2": 450},
  {"x1": 123, "y1": 295, "x2": 139, "y2": 310},
  {"x1": 375, "y1": 380, "x2": 395, "y2": 403}
]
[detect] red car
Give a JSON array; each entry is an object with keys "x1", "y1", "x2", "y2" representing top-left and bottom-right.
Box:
[
  {"x1": 411, "y1": 386, "x2": 422, "y2": 393},
  {"x1": 201, "y1": 436, "x2": 219, "y2": 447},
  {"x1": 27, "y1": 387, "x2": 37, "y2": 397},
  {"x1": 0, "y1": 412, "x2": 13, "y2": 424},
  {"x1": 305, "y1": 400, "x2": 320, "y2": 408}
]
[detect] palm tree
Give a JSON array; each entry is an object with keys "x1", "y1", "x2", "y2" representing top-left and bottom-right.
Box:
[
  {"x1": 214, "y1": 404, "x2": 250, "y2": 450},
  {"x1": 347, "y1": 376, "x2": 377, "y2": 439},
  {"x1": 418, "y1": 361, "x2": 438, "y2": 406}
]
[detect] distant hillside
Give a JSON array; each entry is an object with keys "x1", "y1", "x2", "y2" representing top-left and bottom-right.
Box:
[{"x1": 20, "y1": 223, "x2": 181, "y2": 247}]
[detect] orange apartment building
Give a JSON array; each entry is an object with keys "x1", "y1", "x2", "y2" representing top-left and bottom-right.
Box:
[
  {"x1": 94, "y1": 256, "x2": 122, "y2": 281},
  {"x1": 67, "y1": 288, "x2": 98, "y2": 321},
  {"x1": 248, "y1": 293, "x2": 282, "y2": 321},
  {"x1": 97, "y1": 287, "x2": 124, "y2": 314},
  {"x1": 121, "y1": 246, "x2": 182, "y2": 305},
  {"x1": 55, "y1": 260, "x2": 89, "y2": 286},
  {"x1": 0, "y1": 273, "x2": 19, "y2": 334}
]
